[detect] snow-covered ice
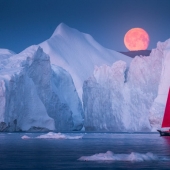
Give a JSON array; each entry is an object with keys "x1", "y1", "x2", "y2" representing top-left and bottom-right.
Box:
[
  {"x1": 78, "y1": 151, "x2": 167, "y2": 162},
  {"x1": 0, "y1": 48, "x2": 15, "y2": 61},
  {"x1": 40, "y1": 23, "x2": 132, "y2": 99}
]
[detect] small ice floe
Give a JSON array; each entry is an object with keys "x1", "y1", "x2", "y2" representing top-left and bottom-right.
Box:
[
  {"x1": 21, "y1": 135, "x2": 31, "y2": 139},
  {"x1": 36, "y1": 132, "x2": 83, "y2": 139},
  {"x1": 78, "y1": 151, "x2": 162, "y2": 162}
]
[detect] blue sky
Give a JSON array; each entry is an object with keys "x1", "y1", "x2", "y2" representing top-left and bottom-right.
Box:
[{"x1": 0, "y1": 0, "x2": 170, "y2": 53}]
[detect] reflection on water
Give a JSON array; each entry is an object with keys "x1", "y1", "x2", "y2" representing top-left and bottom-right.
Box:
[
  {"x1": 0, "y1": 133, "x2": 170, "y2": 169},
  {"x1": 163, "y1": 136, "x2": 170, "y2": 145}
]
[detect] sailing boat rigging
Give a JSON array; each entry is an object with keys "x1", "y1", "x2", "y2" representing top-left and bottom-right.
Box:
[{"x1": 157, "y1": 88, "x2": 170, "y2": 136}]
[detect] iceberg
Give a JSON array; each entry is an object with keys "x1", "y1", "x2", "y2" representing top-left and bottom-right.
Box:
[
  {"x1": 83, "y1": 39, "x2": 170, "y2": 131},
  {"x1": 40, "y1": 23, "x2": 132, "y2": 99},
  {"x1": 149, "y1": 39, "x2": 170, "y2": 130},
  {"x1": 1, "y1": 23, "x2": 170, "y2": 132},
  {"x1": 0, "y1": 46, "x2": 84, "y2": 132}
]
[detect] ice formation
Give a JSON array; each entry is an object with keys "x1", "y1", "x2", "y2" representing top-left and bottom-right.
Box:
[
  {"x1": 149, "y1": 40, "x2": 170, "y2": 130},
  {"x1": 83, "y1": 39, "x2": 170, "y2": 131},
  {"x1": 40, "y1": 23, "x2": 131, "y2": 99},
  {"x1": 1, "y1": 23, "x2": 170, "y2": 132},
  {"x1": 78, "y1": 151, "x2": 164, "y2": 162},
  {"x1": 0, "y1": 46, "x2": 84, "y2": 132}
]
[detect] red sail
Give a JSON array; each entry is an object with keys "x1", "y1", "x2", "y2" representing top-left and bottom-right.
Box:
[{"x1": 162, "y1": 88, "x2": 170, "y2": 128}]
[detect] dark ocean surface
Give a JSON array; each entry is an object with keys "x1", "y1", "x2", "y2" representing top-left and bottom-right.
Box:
[{"x1": 0, "y1": 133, "x2": 170, "y2": 170}]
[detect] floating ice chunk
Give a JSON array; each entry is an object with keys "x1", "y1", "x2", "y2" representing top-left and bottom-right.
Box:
[
  {"x1": 36, "y1": 132, "x2": 66, "y2": 139},
  {"x1": 36, "y1": 132, "x2": 83, "y2": 139},
  {"x1": 78, "y1": 151, "x2": 163, "y2": 162},
  {"x1": 0, "y1": 46, "x2": 83, "y2": 132},
  {"x1": 21, "y1": 135, "x2": 31, "y2": 139},
  {"x1": 66, "y1": 135, "x2": 83, "y2": 139}
]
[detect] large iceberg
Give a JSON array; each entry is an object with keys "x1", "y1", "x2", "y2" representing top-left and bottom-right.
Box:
[
  {"x1": 149, "y1": 39, "x2": 170, "y2": 130},
  {"x1": 0, "y1": 46, "x2": 84, "y2": 132},
  {"x1": 40, "y1": 23, "x2": 132, "y2": 99},
  {"x1": 83, "y1": 39, "x2": 170, "y2": 131},
  {"x1": 1, "y1": 23, "x2": 170, "y2": 132},
  {"x1": 1, "y1": 23, "x2": 131, "y2": 132}
]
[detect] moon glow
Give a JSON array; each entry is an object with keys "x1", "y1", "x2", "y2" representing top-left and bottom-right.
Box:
[{"x1": 124, "y1": 28, "x2": 150, "y2": 51}]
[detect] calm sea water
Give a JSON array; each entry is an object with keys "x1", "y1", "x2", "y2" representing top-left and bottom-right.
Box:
[{"x1": 0, "y1": 132, "x2": 170, "y2": 170}]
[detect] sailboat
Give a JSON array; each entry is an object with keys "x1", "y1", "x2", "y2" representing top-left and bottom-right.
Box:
[{"x1": 157, "y1": 88, "x2": 170, "y2": 136}]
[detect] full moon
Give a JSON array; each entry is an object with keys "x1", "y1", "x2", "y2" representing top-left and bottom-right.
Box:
[{"x1": 124, "y1": 28, "x2": 150, "y2": 51}]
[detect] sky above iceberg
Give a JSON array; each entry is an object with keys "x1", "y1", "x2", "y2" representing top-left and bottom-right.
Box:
[{"x1": 0, "y1": 0, "x2": 170, "y2": 53}]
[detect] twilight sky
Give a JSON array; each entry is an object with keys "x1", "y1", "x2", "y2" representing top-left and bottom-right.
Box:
[{"x1": 0, "y1": 0, "x2": 170, "y2": 53}]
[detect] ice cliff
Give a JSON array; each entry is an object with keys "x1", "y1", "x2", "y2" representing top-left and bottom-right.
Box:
[
  {"x1": 0, "y1": 46, "x2": 84, "y2": 132},
  {"x1": 149, "y1": 39, "x2": 170, "y2": 130},
  {"x1": 83, "y1": 39, "x2": 170, "y2": 131}
]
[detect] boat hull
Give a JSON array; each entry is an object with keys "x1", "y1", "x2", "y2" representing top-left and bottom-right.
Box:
[{"x1": 157, "y1": 130, "x2": 170, "y2": 136}]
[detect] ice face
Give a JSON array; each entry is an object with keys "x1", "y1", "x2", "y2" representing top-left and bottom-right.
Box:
[
  {"x1": 0, "y1": 46, "x2": 84, "y2": 132},
  {"x1": 1, "y1": 23, "x2": 170, "y2": 132},
  {"x1": 83, "y1": 61, "x2": 152, "y2": 131},
  {"x1": 83, "y1": 38, "x2": 170, "y2": 131},
  {"x1": 149, "y1": 39, "x2": 170, "y2": 129},
  {"x1": 83, "y1": 61, "x2": 127, "y2": 131}
]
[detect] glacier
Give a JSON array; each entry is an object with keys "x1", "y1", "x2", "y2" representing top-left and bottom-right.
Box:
[
  {"x1": 0, "y1": 23, "x2": 170, "y2": 132},
  {"x1": 83, "y1": 39, "x2": 170, "y2": 131},
  {"x1": 0, "y1": 46, "x2": 84, "y2": 132}
]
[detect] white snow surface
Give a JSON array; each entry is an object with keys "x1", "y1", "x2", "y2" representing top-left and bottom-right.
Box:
[
  {"x1": 0, "y1": 48, "x2": 15, "y2": 57},
  {"x1": 83, "y1": 39, "x2": 170, "y2": 131},
  {"x1": 36, "y1": 132, "x2": 83, "y2": 139},
  {"x1": 0, "y1": 46, "x2": 84, "y2": 131},
  {"x1": 0, "y1": 49, "x2": 16, "y2": 70},
  {"x1": 40, "y1": 23, "x2": 132, "y2": 99},
  {"x1": 78, "y1": 151, "x2": 165, "y2": 162}
]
